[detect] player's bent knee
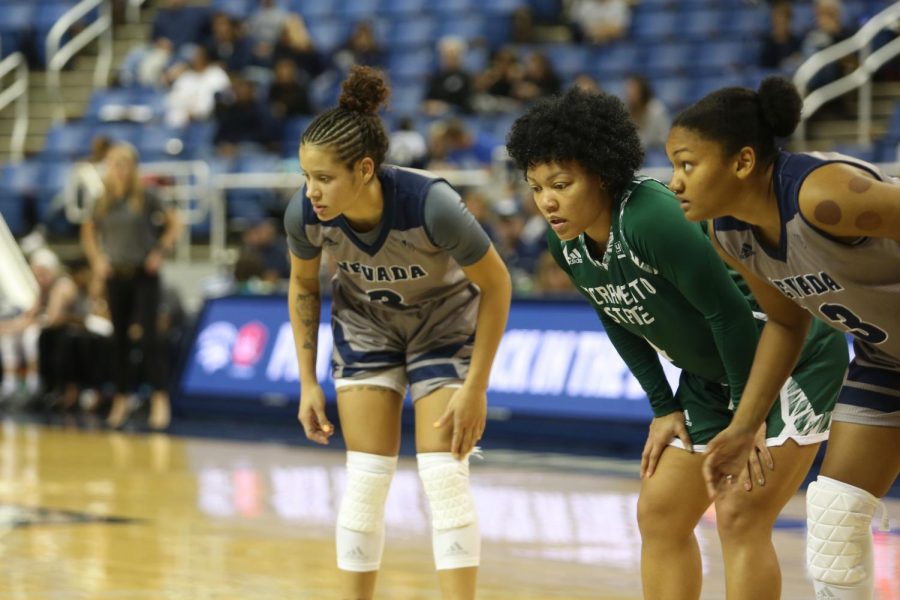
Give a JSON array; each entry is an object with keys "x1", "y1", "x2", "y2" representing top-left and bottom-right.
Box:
[
  {"x1": 807, "y1": 476, "x2": 880, "y2": 597},
  {"x1": 417, "y1": 452, "x2": 480, "y2": 570},
  {"x1": 336, "y1": 451, "x2": 397, "y2": 572}
]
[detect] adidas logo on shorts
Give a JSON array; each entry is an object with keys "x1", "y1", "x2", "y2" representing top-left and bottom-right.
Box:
[
  {"x1": 444, "y1": 541, "x2": 468, "y2": 557},
  {"x1": 345, "y1": 546, "x2": 367, "y2": 560}
]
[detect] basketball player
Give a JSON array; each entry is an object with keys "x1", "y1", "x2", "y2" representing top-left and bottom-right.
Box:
[
  {"x1": 667, "y1": 76, "x2": 900, "y2": 600},
  {"x1": 284, "y1": 66, "x2": 511, "y2": 600},
  {"x1": 505, "y1": 87, "x2": 848, "y2": 600}
]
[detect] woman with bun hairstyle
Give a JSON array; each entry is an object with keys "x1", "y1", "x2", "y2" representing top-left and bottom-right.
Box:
[
  {"x1": 667, "y1": 76, "x2": 900, "y2": 599},
  {"x1": 507, "y1": 87, "x2": 846, "y2": 600},
  {"x1": 283, "y1": 65, "x2": 511, "y2": 600}
]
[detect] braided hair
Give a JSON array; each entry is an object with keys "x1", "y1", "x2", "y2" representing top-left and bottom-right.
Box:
[{"x1": 301, "y1": 65, "x2": 391, "y2": 170}]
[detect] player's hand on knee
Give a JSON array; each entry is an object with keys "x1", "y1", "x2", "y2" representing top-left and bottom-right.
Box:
[
  {"x1": 743, "y1": 423, "x2": 773, "y2": 492},
  {"x1": 641, "y1": 411, "x2": 692, "y2": 479},
  {"x1": 298, "y1": 383, "x2": 333, "y2": 444},
  {"x1": 702, "y1": 424, "x2": 756, "y2": 499},
  {"x1": 435, "y1": 385, "x2": 487, "y2": 460}
]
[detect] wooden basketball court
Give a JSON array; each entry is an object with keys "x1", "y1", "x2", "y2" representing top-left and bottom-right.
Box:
[{"x1": 0, "y1": 421, "x2": 897, "y2": 599}]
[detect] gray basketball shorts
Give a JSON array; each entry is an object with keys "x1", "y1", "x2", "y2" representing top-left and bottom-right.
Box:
[
  {"x1": 833, "y1": 339, "x2": 900, "y2": 427},
  {"x1": 330, "y1": 285, "x2": 479, "y2": 401}
]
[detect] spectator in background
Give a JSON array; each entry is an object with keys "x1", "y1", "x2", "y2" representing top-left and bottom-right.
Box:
[
  {"x1": 510, "y1": 7, "x2": 538, "y2": 44},
  {"x1": 271, "y1": 15, "x2": 327, "y2": 81},
  {"x1": 239, "y1": 217, "x2": 290, "y2": 283},
  {"x1": 462, "y1": 189, "x2": 497, "y2": 243},
  {"x1": 573, "y1": 72, "x2": 602, "y2": 93},
  {"x1": 567, "y1": 0, "x2": 631, "y2": 45},
  {"x1": 248, "y1": 0, "x2": 289, "y2": 64},
  {"x1": 423, "y1": 36, "x2": 474, "y2": 116},
  {"x1": 624, "y1": 74, "x2": 670, "y2": 149},
  {"x1": 492, "y1": 199, "x2": 544, "y2": 292},
  {"x1": 432, "y1": 118, "x2": 500, "y2": 169},
  {"x1": 760, "y1": 1, "x2": 802, "y2": 71},
  {"x1": 335, "y1": 20, "x2": 385, "y2": 71},
  {"x1": 803, "y1": 0, "x2": 855, "y2": 91},
  {"x1": 165, "y1": 46, "x2": 230, "y2": 127},
  {"x1": 38, "y1": 258, "x2": 112, "y2": 410},
  {"x1": 533, "y1": 250, "x2": 576, "y2": 295},
  {"x1": 513, "y1": 51, "x2": 562, "y2": 103},
  {"x1": 207, "y1": 12, "x2": 253, "y2": 73},
  {"x1": 473, "y1": 46, "x2": 523, "y2": 114},
  {"x1": 120, "y1": 0, "x2": 210, "y2": 87},
  {"x1": 80, "y1": 143, "x2": 182, "y2": 430},
  {"x1": 0, "y1": 248, "x2": 67, "y2": 400},
  {"x1": 269, "y1": 58, "x2": 315, "y2": 119},
  {"x1": 214, "y1": 75, "x2": 278, "y2": 155},
  {"x1": 387, "y1": 117, "x2": 428, "y2": 168}
]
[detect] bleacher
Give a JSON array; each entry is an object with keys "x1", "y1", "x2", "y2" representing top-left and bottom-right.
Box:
[{"x1": 0, "y1": 0, "x2": 896, "y2": 237}]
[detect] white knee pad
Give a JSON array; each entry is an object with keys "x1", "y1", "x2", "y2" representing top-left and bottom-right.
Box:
[
  {"x1": 806, "y1": 476, "x2": 889, "y2": 599},
  {"x1": 417, "y1": 452, "x2": 480, "y2": 571},
  {"x1": 335, "y1": 451, "x2": 397, "y2": 572}
]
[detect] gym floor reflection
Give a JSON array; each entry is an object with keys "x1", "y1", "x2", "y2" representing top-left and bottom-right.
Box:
[{"x1": 1, "y1": 421, "x2": 897, "y2": 599}]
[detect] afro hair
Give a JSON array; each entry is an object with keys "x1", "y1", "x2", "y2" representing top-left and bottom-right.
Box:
[{"x1": 505, "y1": 87, "x2": 644, "y2": 201}]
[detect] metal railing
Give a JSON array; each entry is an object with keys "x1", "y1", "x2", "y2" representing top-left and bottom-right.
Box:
[
  {"x1": 46, "y1": 0, "x2": 113, "y2": 122},
  {"x1": 793, "y1": 2, "x2": 900, "y2": 147},
  {"x1": 0, "y1": 50, "x2": 29, "y2": 162},
  {"x1": 127, "y1": 0, "x2": 150, "y2": 24}
]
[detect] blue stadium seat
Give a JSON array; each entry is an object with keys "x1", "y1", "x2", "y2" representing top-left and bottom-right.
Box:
[
  {"x1": 641, "y1": 42, "x2": 691, "y2": 77},
  {"x1": 0, "y1": 161, "x2": 41, "y2": 195},
  {"x1": 380, "y1": 0, "x2": 427, "y2": 17},
  {"x1": 288, "y1": 0, "x2": 334, "y2": 20},
  {"x1": 679, "y1": 8, "x2": 723, "y2": 40},
  {"x1": 720, "y1": 5, "x2": 768, "y2": 37},
  {"x1": 688, "y1": 40, "x2": 745, "y2": 76},
  {"x1": 484, "y1": 0, "x2": 526, "y2": 14},
  {"x1": 433, "y1": 0, "x2": 475, "y2": 17},
  {"x1": 643, "y1": 148, "x2": 671, "y2": 168},
  {"x1": 543, "y1": 45, "x2": 589, "y2": 80},
  {"x1": 388, "y1": 50, "x2": 435, "y2": 83},
  {"x1": 688, "y1": 74, "x2": 744, "y2": 104},
  {"x1": 591, "y1": 43, "x2": 641, "y2": 80},
  {"x1": 41, "y1": 123, "x2": 91, "y2": 160},
  {"x1": 211, "y1": 0, "x2": 252, "y2": 18},
  {"x1": 0, "y1": 192, "x2": 27, "y2": 236},
  {"x1": 389, "y1": 82, "x2": 424, "y2": 116},
  {"x1": 438, "y1": 15, "x2": 486, "y2": 41},
  {"x1": 388, "y1": 17, "x2": 437, "y2": 49},
  {"x1": 137, "y1": 126, "x2": 186, "y2": 161},
  {"x1": 631, "y1": 12, "x2": 677, "y2": 41},
  {"x1": 305, "y1": 18, "x2": 349, "y2": 52},
  {"x1": 652, "y1": 77, "x2": 691, "y2": 111},
  {"x1": 281, "y1": 116, "x2": 313, "y2": 157},
  {"x1": 337, "y1": 0, "x2": 379, "y2": 20},
  {"x1": 528, "y1": 0, "x2": 561, "y2": 20}
]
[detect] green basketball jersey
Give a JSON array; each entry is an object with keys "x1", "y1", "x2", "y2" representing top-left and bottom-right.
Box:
[{"x1": 548, "y1": 178, "x2": 760, "y2": 416}]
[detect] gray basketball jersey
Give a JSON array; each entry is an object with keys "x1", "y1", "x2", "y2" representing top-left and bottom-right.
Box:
[
  {"x1": 284, "y1": 165, "x2": 486, "y2": 310},
  {"x1": 713, "y1": 151, "x2": 900, "y2": 365}
]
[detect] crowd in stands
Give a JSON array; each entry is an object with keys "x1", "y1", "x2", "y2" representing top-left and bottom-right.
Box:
[{"x1": 1, "y1": 0, "x2": 897, "y2": 415}]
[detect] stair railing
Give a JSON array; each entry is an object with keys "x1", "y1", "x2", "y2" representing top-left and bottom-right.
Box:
[
  {"x1": 0, "y1": 46, "x2": 29, "y2": 162},
  {"x1": 46, "y1": 0, "x2": 113, "y2": 122}
]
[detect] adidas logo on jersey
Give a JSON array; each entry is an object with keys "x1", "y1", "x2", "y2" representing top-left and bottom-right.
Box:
[
  {"x1": 444, "y1": 541, "x2": 468, "y2": 557},
  {"x1": 739, "y1": 243, "x2": 755, "y2": 259},
  {"x1": 563, "y1": 246, "x2": 583, "y2": 265}
]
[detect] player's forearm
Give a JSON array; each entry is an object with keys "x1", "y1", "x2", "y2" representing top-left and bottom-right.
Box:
[
  {"x1": 288, "y1": 273, "x2": 321, "y2": 386},
  {"x1": 464, "y1": 273, "x2": 511, "y2": 391},
  {"x1": 730, "y1": 318, "x2": 809, "y2": 431}
]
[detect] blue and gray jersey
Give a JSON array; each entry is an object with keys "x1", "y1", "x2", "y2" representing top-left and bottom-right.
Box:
[
  {"x1": 713, "y1": 151, "x2": 900, "y2": 366},
  {"x1": 284, "y1": 165, "x2": 491, "y2": 310}
]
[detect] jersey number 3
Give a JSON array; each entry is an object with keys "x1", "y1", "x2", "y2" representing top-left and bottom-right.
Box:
[
  {"x1": 818, "y1": 303, "x2": 888, "y2": 344},
  {"x1": 367, "y1": 289, "x2": 406, "y2": 308}
]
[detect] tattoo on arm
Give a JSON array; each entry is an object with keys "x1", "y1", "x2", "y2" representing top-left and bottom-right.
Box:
[{"x1": 295, "y1": 291, "x2": 320, "y2": 350}]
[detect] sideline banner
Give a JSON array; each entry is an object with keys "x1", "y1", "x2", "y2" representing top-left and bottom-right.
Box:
[{"x1": 177, "y1": 294, "x2": 681, "y2": 421}]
